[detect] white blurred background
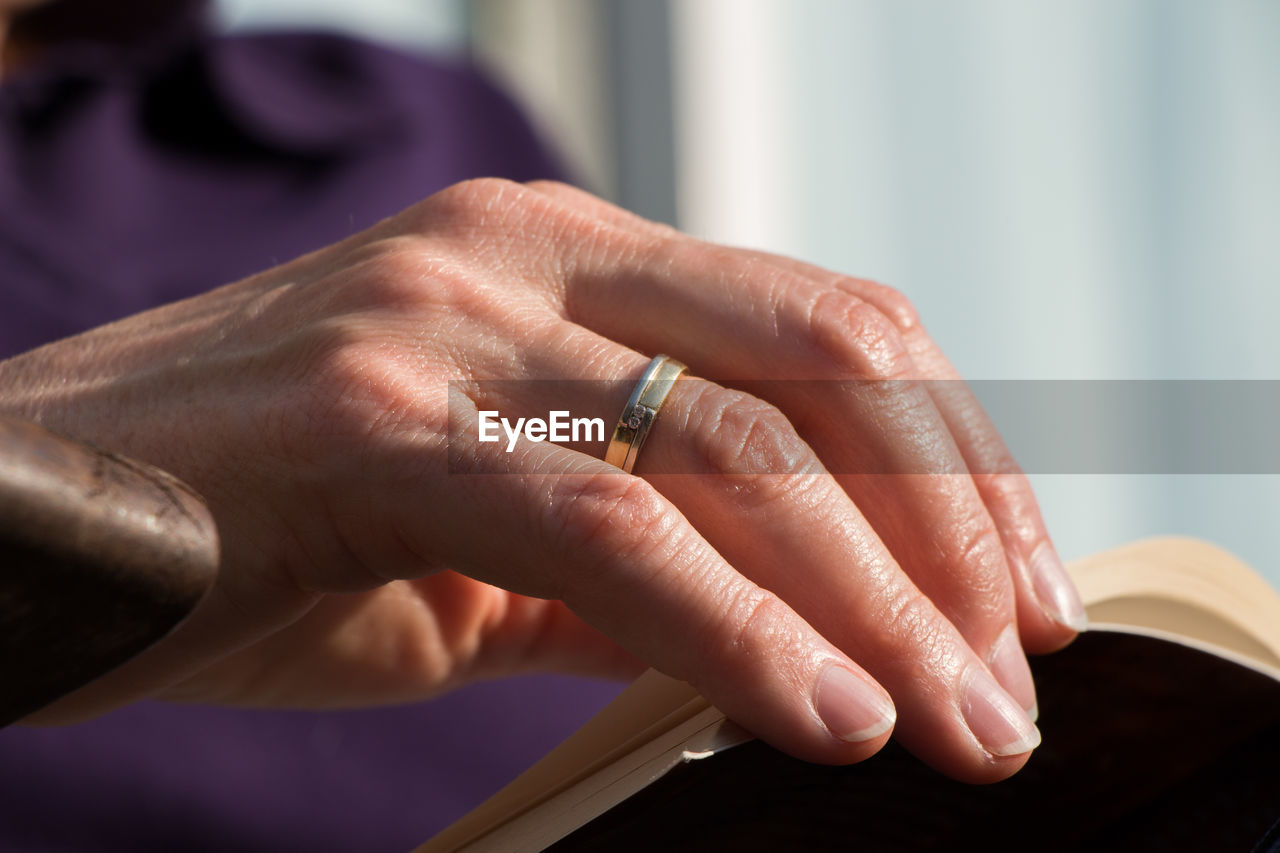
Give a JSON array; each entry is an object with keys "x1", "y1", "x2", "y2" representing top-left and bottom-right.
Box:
[{"x1": 215, "y1": 0, "x2": 1280, "y2": 584}]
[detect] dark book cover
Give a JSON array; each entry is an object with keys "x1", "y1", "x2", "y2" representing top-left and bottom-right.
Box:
[{"x1": 552, "y1": 632, "x2": 1280, "y2": 852}]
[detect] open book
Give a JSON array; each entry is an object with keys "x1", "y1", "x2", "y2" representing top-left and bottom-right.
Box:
[{"x1": 419, "y1": 538, "x2": 1280, "y2": 852}]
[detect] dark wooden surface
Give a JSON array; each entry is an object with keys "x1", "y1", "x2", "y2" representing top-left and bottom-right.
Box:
[{"x1": 0, "y1": 415, "x2": 218, "y2": 725}]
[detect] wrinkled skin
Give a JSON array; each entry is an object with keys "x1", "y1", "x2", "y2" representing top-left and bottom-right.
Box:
[{"x1": 0, "y1": 179, "x2": 1084, "y2": 783}]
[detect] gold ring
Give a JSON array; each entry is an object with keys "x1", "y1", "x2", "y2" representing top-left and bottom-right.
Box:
[{"x1": 604, "y1": 354, "x2": 687, "y2": 473}]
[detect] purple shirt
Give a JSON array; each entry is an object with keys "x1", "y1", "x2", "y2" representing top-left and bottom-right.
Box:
[
  {"x1": 0, "y1": 21, "x2": 623, "y2": 852},
  {"x1": 0, "y1": 23, "x2": 561, "y2": 356}
]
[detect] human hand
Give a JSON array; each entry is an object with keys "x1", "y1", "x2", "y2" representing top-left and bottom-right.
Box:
[{"x1": 0, "y1": 179, "x2": 1084, "y2": 782}]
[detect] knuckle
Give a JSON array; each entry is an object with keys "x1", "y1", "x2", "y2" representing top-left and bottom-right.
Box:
[
  {"x1": 525, "y1": 178, "x2": 570, "y2": 191},
  {"x1": 974, "y1": 470, "x2": 1034, "y2": 512},
  {"x1": 417, "y1": 177, "x2": 523, "y2": 223},
  {"x1": 524, "y1": 178, "x2": 578, "y2": 198},
  {"x1": 403, "y1": 177, "x2": 550, "y2": 244},
  {"x1": 875, "y1": 586, "x2": 954, "y2": 678},
  {"x1": 858, "y1": 280, "x2": 922, "y2": 333},
  {"x1": 317, "y1": 237, "x2": 510, "y2": 326},
  {"x1": 690, "y1": 385, "x2": 819, "y2": 478},
  {"x1": 546, "y1": 473, "x2": 677, "y2": 596},
  {"x1": 805, "y1": 290, "x2": 914, "y2": 380},
  {"x1": 709, "y1": 588, "x2": 794, "y2": 669},
  {"x1": 952, "y1": 519, "x2": 1013, "y2": 604},
  {"x1": 970, "y1": 442, "x2": 1026, "y2": 477},
  {"x1": 416, "y1": 177, "x2": 578, "y2": 236},
  {"x1": 957, "y1": 519, "x2": 1007, "y2": 573},
  {"x1": 971, "y1": 470, "x2": 1052, "y2": 551},
  {"x1": 275, "y1": 318, "x2": 446, "y2": 458},
  {"x1": 344, "y1": 240, "x2": 477, "y2": 311},
  {"x1": 411, "y1": 179, "x2": 615, "y2": 303},
  {"x1": 883, "y1": 586, "x2": 940, "y2": 639}
]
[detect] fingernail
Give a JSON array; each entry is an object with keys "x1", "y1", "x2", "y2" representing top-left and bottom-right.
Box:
[
  {"x1": 814, "y1": 664, "x2": 896, "y2": 743},
  {"x1": 1029, "y1": 543, "x2": 1088, "y2": 632},
  {"x1": 987, "y1": 624, "x2": 1037, "y2": 716},
  {"x1": 961, "y1": 665, "x2": 1041, "y2": 757}
]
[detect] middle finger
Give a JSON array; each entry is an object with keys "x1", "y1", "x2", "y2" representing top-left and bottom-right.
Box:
[
  {"x1": 466, "y1": 324, "x2": 1039, "y2": 779},
  {"x1": 556, "y1": 235, "x2": 1037, "y2": 716}
]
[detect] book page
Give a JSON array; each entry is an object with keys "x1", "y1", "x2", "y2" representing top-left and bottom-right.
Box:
[
  {"x1": 419, "y1": 670, "x2": 713, "y2": 853},
  {"x1": 1069, "y1": 536, "x2": 1280, "y2": 666}
]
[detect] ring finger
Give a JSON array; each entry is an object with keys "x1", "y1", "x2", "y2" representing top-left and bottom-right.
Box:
[{"x1": 459, "y1": 324, "x2": 1040, "y2": 780}]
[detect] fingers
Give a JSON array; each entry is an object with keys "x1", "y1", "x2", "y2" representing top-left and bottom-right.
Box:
[
  {"x1": 460, "y1": 334, "x2": 1038, "y2": 780},
  {"x1": 441, "y1": 400, "x2": 898, "y2": 767},
  {"x1": 725, "y1": 253, "x2": 1088, "y2": 652},
  {"x1": 830, "y1": 275, "x2": 1088, "y2": 649},
  {"x1": 161, "y1": 578, "x2": 646, "y2": 708},
  {"x1": 549, "y1": 243, "x2": 1036, "y2": 715},
  {"x1": 637, "y1": 378, "x2": 1040, "y2": 779},
  {"x1": 367, "y1": 179, "x2": 1047, "y2": 774},
  {"x1": 521, "y1": 180, "x2": 1084, "y2": 653}
]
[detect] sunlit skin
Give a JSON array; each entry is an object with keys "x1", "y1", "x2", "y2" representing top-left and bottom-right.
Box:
[{"x1": 0, "y1": 177, "x2": 1084, "y2": 783}]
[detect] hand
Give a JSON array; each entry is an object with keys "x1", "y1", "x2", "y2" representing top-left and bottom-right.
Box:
[{"x1": 0, "y1": 179, "x2": 1084, "y2": 783}]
